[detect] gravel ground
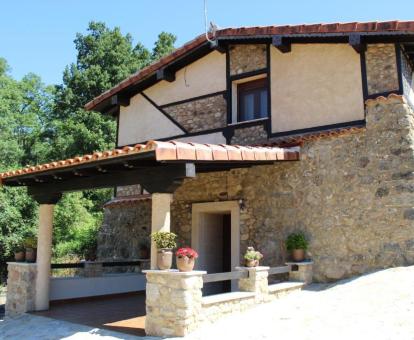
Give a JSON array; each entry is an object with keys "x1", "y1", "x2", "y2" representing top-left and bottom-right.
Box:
[{"x1": 0, "y1": 266, "x2": 413, "y2": 340}]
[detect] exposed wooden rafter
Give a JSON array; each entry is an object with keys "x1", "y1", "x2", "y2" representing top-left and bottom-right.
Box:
[
  {"x1": 272, "y1": 35, "x2": 291, "y2": 53},
  {"x1": 349, "y1": 34, "x2": 367, "y2": 54},
  {"x1": 156, "y1": 67, "x2": 175, "y2": 82}
]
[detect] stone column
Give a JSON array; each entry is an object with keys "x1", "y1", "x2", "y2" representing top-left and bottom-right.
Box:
[
  {"x1": 5, "y1": 263, "x2": 37, "y2": 316},
  {"x1": 143, "y1": 270, "x2": 205, "y2": 337},
  {"x1": 35, "y1": 204, "x2": 55, "y2": 311},
  {"x1": 286, "y1": 261, "x2": 313, "y2": 284},
  {"x1": 237, "y1": 266, "x2": 269, "y2": 302},
  {"x1": 150, "y1": 193, "x2": 173, "y2": 269}
]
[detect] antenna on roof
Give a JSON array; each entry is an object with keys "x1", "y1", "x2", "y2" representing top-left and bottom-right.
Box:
[{"x1": 204, "y1": 0, "x2": 218, "y2": 43}]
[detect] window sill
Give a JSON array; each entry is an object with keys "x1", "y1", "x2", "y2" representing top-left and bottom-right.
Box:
[{"x1": 227, "y1": 117, "x2": 269, "y2": 127}]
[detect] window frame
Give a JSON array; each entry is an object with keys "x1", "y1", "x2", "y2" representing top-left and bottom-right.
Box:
[{"x1": 237, "y1": 78, "x2": 269, "y2": 123}]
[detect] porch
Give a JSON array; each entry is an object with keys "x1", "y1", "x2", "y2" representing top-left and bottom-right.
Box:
[{"x1": 0, "y1": 140, "x2": 301, "y2": 337}]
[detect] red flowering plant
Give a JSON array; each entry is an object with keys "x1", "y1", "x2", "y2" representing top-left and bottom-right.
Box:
[{"x1": 175, "y1": 247, "x2": 199, "y2": 259}]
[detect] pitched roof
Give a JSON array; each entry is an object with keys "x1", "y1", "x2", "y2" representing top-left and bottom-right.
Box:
[
  {"x1": 0, "y1": 140, "x2": 299, "y2": 184},
  {"x1": 85, "y1": 20, "x2": 414, "y2": 112}
]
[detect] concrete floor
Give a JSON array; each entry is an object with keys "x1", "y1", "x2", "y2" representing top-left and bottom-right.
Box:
[{"x1": 33, "y1": 292, "x2": 146, "y2": 337}]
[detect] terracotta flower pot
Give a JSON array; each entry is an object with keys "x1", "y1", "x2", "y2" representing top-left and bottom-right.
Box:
[
  {"x1": 14, "y1": 251, "x2": 25, "y2": 262},
  {"x1": 157, "y1": 249, "x2": 173, "y2": 270},
  {"x1": 25, "y1": 248, "x2": 37, "y2": 263},
  {"x1": 245, "y1": 259, "x2": 259, "y2": 267},
  {"x1": 292, "y1": 249, "x2": 305, "y2": 262},
  {"x1": 176, "y1": 256, "x2": 195, "y2": 272}
]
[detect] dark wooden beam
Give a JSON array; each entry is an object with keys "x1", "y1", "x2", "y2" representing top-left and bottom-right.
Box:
[
  {"x1": 156, "y1": 67, "x2": 175, "y2": 82},
  {"x1": 209, "y1": 40, "x2": 226, "y2": 54},
  {"x1": 32, "y1": 192, "x2": 62, "y2": 205},
  {"x1": 27, "y1": 163, "x2": 195, "y2": 200},
  {"x1": 272, "y1": 35, "x2": 291, "y2": 53},
  {"x1": 110, "y1": 94, "x2": 130, "y2": 107},
  {"x1": 349, "y1": 34, "x2": 366, "y2": 53}
]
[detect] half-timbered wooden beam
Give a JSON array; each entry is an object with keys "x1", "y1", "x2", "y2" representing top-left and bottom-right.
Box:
[{"x1": 110, "y1": 94, "x2": 130, "y2": 107}]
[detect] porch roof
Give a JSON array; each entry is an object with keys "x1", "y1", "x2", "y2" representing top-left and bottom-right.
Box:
[{"x1": 0, "y1": 141, "x2": 299, "y2": 203}]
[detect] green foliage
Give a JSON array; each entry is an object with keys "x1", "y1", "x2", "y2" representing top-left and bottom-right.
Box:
[
  {"x1": 23, "y1": 236, "x2": 37, "y2": 249},
  {"x1": 151, "y1": 232, "x2": 177, "y2": 249},
  {"x1": 0, "y1": 21, "x2": 177, "y2": 281},
  {"x1": 286, "y1": 232, "x2": 308, "y2": 251},
  {"x1": 244, "y1": 246, "x2": 263, "y2": 261}
]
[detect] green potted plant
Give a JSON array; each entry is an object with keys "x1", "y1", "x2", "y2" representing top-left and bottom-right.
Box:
[
  {"x1": 244, "y1": 246, "x2": 263, "y2": 267},
  {"x1": 151, "y1": 232, "x2": 177, "y2": 270},
  {"x1": 14, "y1": 241, "x2": 25, "y2": 262},
  {"x1": 24, "y1": 236, "x2": 37, "y2": 263},
  {"x1": 286, "y1": 232, "x2": 308, "y2": 262},
  {"x1": 176, "y1": 247, "x2": 198, "y2": 272}
]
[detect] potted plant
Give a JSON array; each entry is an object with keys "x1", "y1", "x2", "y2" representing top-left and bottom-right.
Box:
[
  {"x1": 151, "y1": 231, "x2": 177, "y2": 270},
  {"x1": 24, "y1": 236, "x2": 37, "y2": 263},
  {"x1": 14, "y1": 242, "x2": 25, "y2": 262},
  {"x1": 286, "y1": 232, "x2": 308, "y2": 262},
  {"x1": 176, "y1": 247, "x2": 198, "y2": 272},
  {"x1": 244, "y1": 246, "x2": 263, "y2": 267}
]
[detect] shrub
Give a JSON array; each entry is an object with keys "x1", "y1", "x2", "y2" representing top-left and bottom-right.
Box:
[
  {"x1": 244, "y1": 246, "x2": 263, "y2": 261},
  {"x1": 151, "y1": 232, "x2": 177, "y2": 249},
  {"x1": 286, "y1": 232, "x2": 308, "y2": 251},
  {"x1": 24, "y1": 236, "x2": 37, "y2": 249}
]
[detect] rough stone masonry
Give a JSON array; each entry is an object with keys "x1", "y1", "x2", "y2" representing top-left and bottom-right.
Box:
[{"x1": 171, "y1": 95, "x2": 414, "y2": 282}]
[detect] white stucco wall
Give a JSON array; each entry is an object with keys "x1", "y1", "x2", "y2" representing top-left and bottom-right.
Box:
[
  {"x1": 144, "y1": 51, "x2": 226, "y2": 106},
  {"x1": 118, "y1": 93, "x2": 184, "y2": 145},
  {"x1": 270, "y1": 44, "x2": 365, "y2": 133}
]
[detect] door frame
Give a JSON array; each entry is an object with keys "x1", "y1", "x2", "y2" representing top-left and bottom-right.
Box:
[{"x1": 191, "y1": 201, "x2": 240, "y2": 275}]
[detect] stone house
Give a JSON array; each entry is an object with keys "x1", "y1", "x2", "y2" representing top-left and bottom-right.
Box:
[{"x1": 2, "y1": 20, "x2": 414, "y2": 286}]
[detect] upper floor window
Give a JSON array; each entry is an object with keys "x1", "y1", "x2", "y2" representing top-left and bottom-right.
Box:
[{"x1": 237, "y1": 78, "x2": 268, "y2": 122}]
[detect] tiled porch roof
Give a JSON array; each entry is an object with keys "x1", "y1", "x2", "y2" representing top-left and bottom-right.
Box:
[
  {"x1": 85, "y1": 20, "x2": 414, "y2": 111},
  {"x1": 0, "y1": 141, "x2": 299, "y2": 183}
]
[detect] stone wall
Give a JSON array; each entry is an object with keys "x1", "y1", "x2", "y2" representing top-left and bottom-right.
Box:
[
  {"x1": 162, "y1": 94, "x2": 227, "y2": 132},
  {"x1": 171, "y1": 95, "x2": 414, "y2": 282},
  {"x1": 229, "y1": 44, "x2": 267, "y2": 75},
  {"x1": 97, "y1": 199, "x2": 151, "y2": 261},
  {"x1": 6, "y1": 263, "x2": 37, "y2": 316},
  {"x1": 231, "y1": 123, "x2": 268, "y2": 145},
  {"x1": 366, "y1": 44, "x2": 399, "y2": 95},
  {"x1": 116, "y1": 185, "x2": 142, "y2": 197}
]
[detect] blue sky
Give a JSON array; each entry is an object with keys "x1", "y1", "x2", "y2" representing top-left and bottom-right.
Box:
[{"x1": 1, "y1": 0, "x2": 413, "y2": 85}]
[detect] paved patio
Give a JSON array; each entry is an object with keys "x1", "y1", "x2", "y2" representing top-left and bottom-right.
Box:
[
  {"x1": 33, "y1": 292, "x2": 146, "y2": 337},
  {"x1": 0, "y1": 266, "x2": 413, "y2": 339}
]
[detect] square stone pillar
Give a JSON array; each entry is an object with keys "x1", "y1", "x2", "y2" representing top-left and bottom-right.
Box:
[
  {"x1": 286, "y1": 261, "x2": 313, "y2": 284},
  {"x1": 143, "y1": 270, "x2": 206, "y2": 337},
  {"x1": 236, "y1": 266, "x2": 269, "y2": 302},
  {"x1": 150, "y1": 193, "x2": 173, "y2": 269},
  {"x1": 5, "y1": 263, "x2": 37, "y2": 316}
]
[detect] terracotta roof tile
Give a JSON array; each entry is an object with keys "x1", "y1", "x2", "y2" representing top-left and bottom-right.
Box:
[
  {"x1": 85, "y1": 20, "x2": 414, "y2": 112},
  {"x1": 0, "y1": 141, "x2": 299, "y2": 182}
]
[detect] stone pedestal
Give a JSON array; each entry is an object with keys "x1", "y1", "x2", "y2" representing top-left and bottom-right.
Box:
[
  {"x1": 236, "y1": 266, "x2": 269, "y2": 302},
  {"x1": 143, "y1": 270, "x2": 205, "y2": 337},
  {"x1": 83, "y1": 262, "x2": 103, "y2": 277},
  {"x1": 5, "y1": 262, "x2": 37, "y2": 316},
  {"x1": 286, "y1": 261, "x2": 313, "y2": 284}
]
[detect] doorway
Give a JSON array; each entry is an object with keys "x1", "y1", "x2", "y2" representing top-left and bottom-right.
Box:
[{"x1": 191, "y1": 201, "x2": 240, "y2": 295}]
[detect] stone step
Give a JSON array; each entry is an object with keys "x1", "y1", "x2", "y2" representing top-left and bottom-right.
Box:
[{"x1": 267, "y1": 281, "x2": 305, "y2": 300}]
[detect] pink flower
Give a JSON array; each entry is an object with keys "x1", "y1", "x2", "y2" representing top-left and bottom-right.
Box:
[{"x1": 176, "y1": 247, "x2": 199, "y2": 259}]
